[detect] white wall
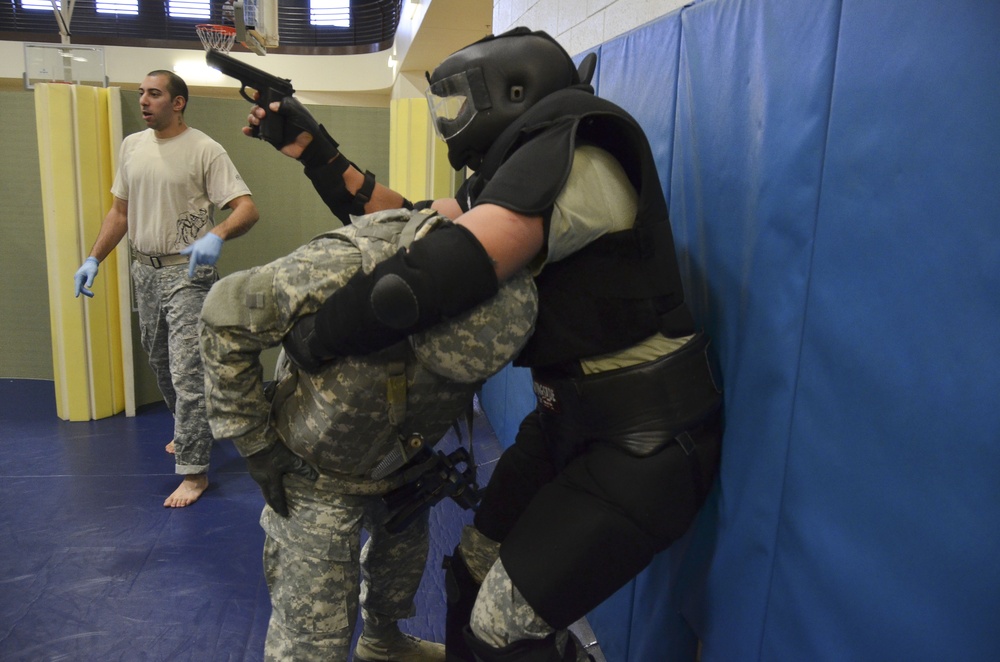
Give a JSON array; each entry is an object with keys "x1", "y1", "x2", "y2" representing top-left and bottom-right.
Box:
[
  {"x1": 0, "y1": 38, "x2": 398, "y2": 106},
  {"x1": 0, "y1": 1, "x2": 445, "y2": 107},
  {"x1": 1, "y1": 1, "x2": 685, "y2": 107},
  {"x1": 492, "y1": 0, "x2": 688, "y2": 56}
]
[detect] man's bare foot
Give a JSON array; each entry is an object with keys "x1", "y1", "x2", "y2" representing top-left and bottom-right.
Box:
[
  {"x1": 163, "y1": 474, "x2": 208, "y2": 508},
  {"x1": 165, "y1": 439, "x2": 175, "y2": 454}
]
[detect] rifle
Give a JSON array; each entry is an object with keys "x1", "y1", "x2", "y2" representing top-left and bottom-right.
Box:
[
  {"x1": 206, "y1": 49, "x2": 295, "y2": 145},
  {"x1": 382, "y1": 447, "x2": 482, "y2": 534}
]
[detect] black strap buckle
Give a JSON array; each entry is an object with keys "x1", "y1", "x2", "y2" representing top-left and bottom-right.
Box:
[{"x1": 350, "y1": 168, "x2": 377, "y2": 215}]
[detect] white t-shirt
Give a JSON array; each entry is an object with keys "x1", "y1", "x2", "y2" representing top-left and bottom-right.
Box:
[
  {"x1": 528, "y1": 144, "x2": 693, "y2": 372},
  {"x1": 526, "y1": 144, "x2": 639, "y2": 275},
  {"x1": 111, "y1": 126, "x2": 252, "y2": 255}
]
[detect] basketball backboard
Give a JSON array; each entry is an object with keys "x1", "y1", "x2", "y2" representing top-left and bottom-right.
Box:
[
  {"x1": 23, "y1": 43, "x2": 107, "y2": 90},
  {"x1": 234, "y1": 0, "x2": 278, "y2": 55}
]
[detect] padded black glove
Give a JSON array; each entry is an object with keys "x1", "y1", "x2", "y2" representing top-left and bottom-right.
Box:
[
  {"x1": 263, "y1": 96, "x2": 340, "y2": 168},
  {"x1": 244, "y1": 442, "x2": 318, "y2": 517},
  {"x1": 281, "y1": 312, "x2": 336, "y2": 375}
]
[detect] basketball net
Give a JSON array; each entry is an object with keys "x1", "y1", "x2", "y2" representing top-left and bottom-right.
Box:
[{"x1": 196, "y1": 24, "x2": 237, "y2": 53}]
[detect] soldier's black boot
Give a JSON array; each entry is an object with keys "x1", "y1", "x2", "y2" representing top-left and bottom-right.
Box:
[
  {"x1": 463, "y1": 629, "x2": 587, "y2": 662},
  {"x1": 443, "y1": 547, "x2": 481, "y2": 662}
]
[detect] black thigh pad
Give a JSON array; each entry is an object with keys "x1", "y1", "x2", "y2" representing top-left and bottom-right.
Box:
[
  {"x1": 499, "y1": 415, "x2": 722, "y2": 629},
  {"x1": 474, "y1": 411, "x2": 559, "y2": 543}
]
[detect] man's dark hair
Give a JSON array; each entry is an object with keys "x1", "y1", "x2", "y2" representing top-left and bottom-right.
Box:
[{"x1": 148, "y1": 69, "x2": 189, "y2": 113}]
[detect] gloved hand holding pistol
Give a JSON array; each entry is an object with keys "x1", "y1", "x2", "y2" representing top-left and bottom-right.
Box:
[{"x1": 244, "y1": 95, "x2": 341, "y2": 168}]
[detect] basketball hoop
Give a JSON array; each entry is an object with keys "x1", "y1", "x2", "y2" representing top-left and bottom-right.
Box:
[{"x1": 196, "y1": 24, "x2": 237, "y2": 53}]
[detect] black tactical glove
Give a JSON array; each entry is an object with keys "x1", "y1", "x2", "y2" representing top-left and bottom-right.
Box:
[
  {"x1": 281, "y1": 312, "x2": 336, "y2": 374},
  {"x1": 244, "y1": 442, "x2": 319, "y2": 517},
  {"x1": 263, "y1": 96, "x2": 340, "y2": 168}
]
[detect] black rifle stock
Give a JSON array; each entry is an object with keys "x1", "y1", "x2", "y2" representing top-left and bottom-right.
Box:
[{"x1": 206, "y1": 49, "x2": 295, "y2": 145}]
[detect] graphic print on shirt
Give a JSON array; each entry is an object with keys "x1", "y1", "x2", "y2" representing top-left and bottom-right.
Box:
[{"x1": 176, "y1": 208, "x2": 210, "y2": 250}]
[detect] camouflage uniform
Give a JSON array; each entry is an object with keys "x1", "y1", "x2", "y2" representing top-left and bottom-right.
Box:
[
  {"x1": 131, "y1": 261, "x2": 217, "y2": 473},
  {"x1": 200, "y1": 208, "x2": 537, "y2": 661}
]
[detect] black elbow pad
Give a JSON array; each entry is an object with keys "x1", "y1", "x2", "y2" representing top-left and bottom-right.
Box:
[{"x1": 312, "y1": 223, "x2": 499, "y2": 356}]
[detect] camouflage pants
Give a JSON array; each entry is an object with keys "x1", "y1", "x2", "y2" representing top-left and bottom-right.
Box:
[
  {"x1": 468, "y1": 556, "x2": 585, "y2": 660},
  {"x1": 461, "y1": 527, "x2": 552, "y2": 643},
  {"x1": 131, "y1": 261, "x2": 217, "y2": 474},
  {"x1": 260, "y1": 472, "x2": 430, "y2": 661},
  {"x1": 460, "y1": 523, "x2": 590, "y2": 659}
]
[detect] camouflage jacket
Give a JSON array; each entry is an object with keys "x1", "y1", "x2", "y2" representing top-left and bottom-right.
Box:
[{"x1": 200, "y1": 208, "x2": 536, "y2": 487}]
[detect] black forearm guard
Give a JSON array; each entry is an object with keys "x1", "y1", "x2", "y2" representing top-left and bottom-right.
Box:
[
  {"x1": 304, "y1": 155, "x2": 379, "y2": 225},
  {"x1": 311, "y1": 222, "x2": 499, "y2": 357},
  {"x1": 297, "y1": 122, "x2": 340, "y2": 169}
]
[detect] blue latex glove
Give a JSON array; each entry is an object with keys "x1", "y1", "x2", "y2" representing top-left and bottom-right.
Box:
[
  {"x1": 74, "y1": 257, "x2": 99, "y2": 298},
  {"x1": 180, "y1": 233, "x2": 223, "y2": 277}
]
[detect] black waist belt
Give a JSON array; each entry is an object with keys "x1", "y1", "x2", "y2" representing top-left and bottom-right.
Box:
[
  {"x1": 133, "y1": 251, "x2": 187, "y2": 268},
  {"x1": 531, "y1": 333, "x2": 722, "y2": 457}
]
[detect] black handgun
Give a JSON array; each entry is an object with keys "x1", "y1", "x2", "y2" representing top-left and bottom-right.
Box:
[{"x1": 206, "y1": 49, "x2": 294, "y2": 145}]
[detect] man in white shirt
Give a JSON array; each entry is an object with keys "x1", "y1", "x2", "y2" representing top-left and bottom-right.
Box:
[{"x1": 73, "y1": 70, "x2": 260, "y2": 508}]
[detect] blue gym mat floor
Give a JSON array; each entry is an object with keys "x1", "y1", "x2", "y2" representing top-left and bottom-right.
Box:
[{"x1": 0, "y1": 378, "x2": 604, "y2": 661}]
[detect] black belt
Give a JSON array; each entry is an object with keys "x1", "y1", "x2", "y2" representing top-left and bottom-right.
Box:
[{"x1": 532, "y1": 333, "x2": 722, "y2": 457}]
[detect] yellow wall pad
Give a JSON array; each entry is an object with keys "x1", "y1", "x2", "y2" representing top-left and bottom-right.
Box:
[
  {"x1": 389, "y1": 97, "x2": 455, "y2": 204},
  {"x1": 36, "y1": 84, "x2": 127, "y2": 421}
]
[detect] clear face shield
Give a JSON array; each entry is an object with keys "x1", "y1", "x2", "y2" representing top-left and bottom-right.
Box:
[{"x1": 425, "y1": 71, "x2": 480, "y2": 141}]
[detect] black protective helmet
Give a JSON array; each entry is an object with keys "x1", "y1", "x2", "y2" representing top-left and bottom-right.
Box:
[{"x1": 425, "y1": 27, "x2": 581, "y2": 171}]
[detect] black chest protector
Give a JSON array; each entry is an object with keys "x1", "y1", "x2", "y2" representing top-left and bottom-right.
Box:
[{"x1": 459, "y1": 88, "x2": 694, "y2": 369}]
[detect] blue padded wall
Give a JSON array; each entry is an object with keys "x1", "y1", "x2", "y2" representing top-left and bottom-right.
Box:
[
  {"x1": 479, "y1": 1, "x2": 1000, "y2": 660},
  {"x1": 585, "y1": 19, "x2": 703, "y2": 662},
  {"x1": 668, "y1": 0, "x2": 843, "y2": 658}
]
